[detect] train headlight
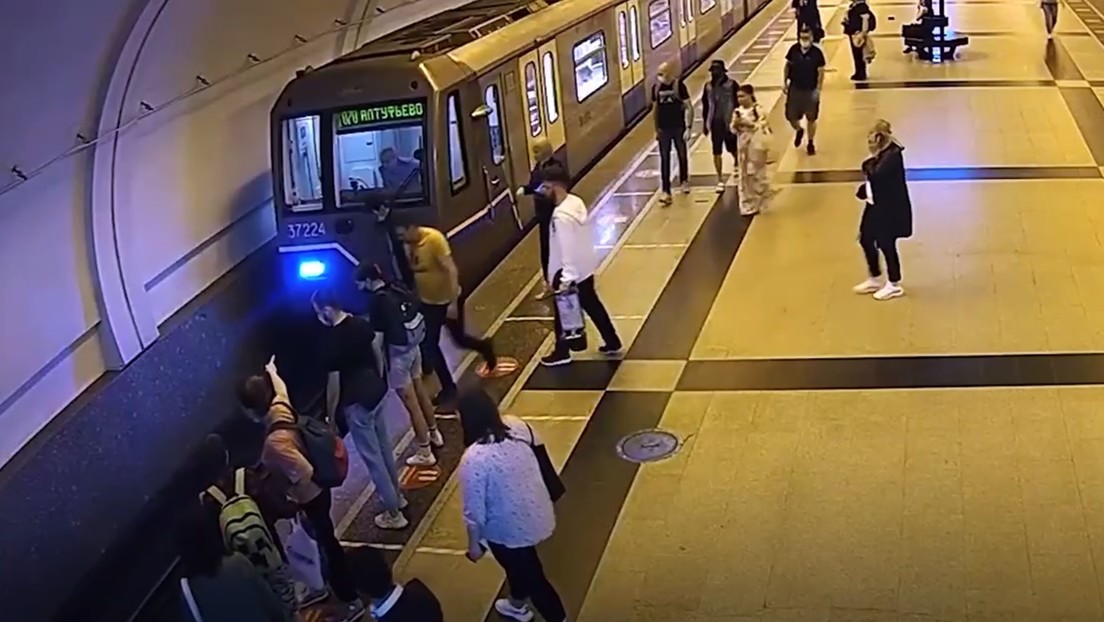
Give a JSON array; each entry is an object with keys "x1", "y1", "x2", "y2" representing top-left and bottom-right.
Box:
[{"x1": 298, "y1": 260, "x2": 327, "y2": 280}]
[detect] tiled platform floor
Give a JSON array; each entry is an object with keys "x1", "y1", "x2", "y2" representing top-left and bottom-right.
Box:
[{"x1": 379, "y1": 0, "x2": 1104, "y2": 620}]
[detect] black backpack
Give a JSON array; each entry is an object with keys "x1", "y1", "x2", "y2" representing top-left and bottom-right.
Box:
[{"x1": 377, "y1": 285, "x2": 426, "y2": 348}]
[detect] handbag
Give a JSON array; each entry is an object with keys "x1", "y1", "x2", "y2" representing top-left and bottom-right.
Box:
[
  {"x1": 281, "y1": 516, "x2": 325, "y2": 591},
  {"x1": 522, "y1": 422, "x2": 565, "y2": 503}
]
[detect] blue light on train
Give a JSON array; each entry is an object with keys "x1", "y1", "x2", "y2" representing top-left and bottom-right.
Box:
[{"x1": 298, "y1": 260, "x2": 327, "y2": 280}]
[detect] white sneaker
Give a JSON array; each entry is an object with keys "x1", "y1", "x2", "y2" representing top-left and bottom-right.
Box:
[
  {"x1": 853, "y1": 278, "x2": 882, "y2": 294},
  {"x1": 494, "y1": 599, "x2": 535, "y2": 622},
  {"x1": 374, "y1": 511, "x2": 409, "y2": 530},
  {"x1": 658, "y1": 192, "x2": 672, "y2": 205},
  {"x1": 405, "y1": 446, "x2": 437, "y2": 467},
  {"x1": 680, "y1": 181, "x2": 691, "y2": 194},
  {"x1": 715, "y1": 180, "x2": 726, "y2": 193},
  {"x1": 297, "y1": 586, "x2": 330, "y2": 609},
  {"x1": 428, "y1": 427, "x2": 445, "y2": 448},
  {"x1": 873, "y1": 282, "x2": 904, "y2": 300}
]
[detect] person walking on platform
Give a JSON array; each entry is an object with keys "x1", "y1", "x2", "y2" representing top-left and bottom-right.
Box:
[
  {"x1": 794, "y1": 0, "x2": 824, "y2": 41},
  {"x1": 516, "y1": 138, "x2": 565, "y2": 300},
  {"x1": 397, "y1": 224, "x2": 498, "y2": 411},
  {"x1": 537, "y1": 165, "x2": 622, "y2": 367},
  {"x1": 237, "y1": 357, "x2": 375, "y2": 621},
  {"x1": 853, "y1": 120, "x2": 913, "y2": 301},
  {"x1": 731, "y1": 85, "x2": 773, "y2": 216},
  {"x1": 844, "y1": 0, "x2": 876, "y2": 81},
  {"x1": 311, "y1": 289, "x2": 410, "y2": 531},
  {"x1": 1041, "y1": 0, "x2": 1059, "y2": 36},
  {"x1": 785, "y1": 27, "x2": 827, "y2": 156},
  {"x1": 458, "y1": 389, "x2": 567, "y2": 622},
  {"x1": 356, "y1": 263, "x2": 444, "y2": 468},
  {"x1": 652, "y1": 61, "x2": 693, "y2": 206},
  {"x1": 702, "y1": 60, "x2": 741, "y2": 193}
]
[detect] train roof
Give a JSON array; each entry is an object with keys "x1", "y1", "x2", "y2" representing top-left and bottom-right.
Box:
[{"x1": 280, "y1": 0, "x2": 620, "y2": 105}]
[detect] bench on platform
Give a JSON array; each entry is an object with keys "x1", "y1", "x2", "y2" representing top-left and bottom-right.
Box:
[{"x1": 904, "y1": 26, "x2": 969, "y2": 61}]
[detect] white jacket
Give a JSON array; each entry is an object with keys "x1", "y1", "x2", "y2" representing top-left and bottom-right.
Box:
[{"x1": 547, "y1": 193, "x2": 599, "y2": 284}]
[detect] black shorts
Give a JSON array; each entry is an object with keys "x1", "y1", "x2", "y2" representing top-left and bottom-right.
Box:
[
  {"x1": 709, "y1": 123, "x2": 738, "y2": 155},
  {"x1": 785, "y1": 89, "x2": 821, "y2": 123}
]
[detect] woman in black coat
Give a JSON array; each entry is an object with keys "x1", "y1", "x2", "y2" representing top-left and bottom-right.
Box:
[
  {"x1": 516, "y1": 138, "x2": 564, "y2": 299},
  {"x1": 853, "y1": 120, "x2": 912, "y2": 300}
]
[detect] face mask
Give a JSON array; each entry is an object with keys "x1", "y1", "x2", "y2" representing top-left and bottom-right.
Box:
[{"x1": 799, "y1": 39, "x2": 812, "y2": 50}]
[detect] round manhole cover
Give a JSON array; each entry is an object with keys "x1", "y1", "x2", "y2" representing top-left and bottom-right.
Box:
[{"x1": 617, "y1": 429, "x2": 681, "y2": 463}]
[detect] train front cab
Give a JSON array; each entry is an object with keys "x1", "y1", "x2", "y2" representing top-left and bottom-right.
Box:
[{"x1": 272, "y1": 67, "x2": 438, "y2": 303}]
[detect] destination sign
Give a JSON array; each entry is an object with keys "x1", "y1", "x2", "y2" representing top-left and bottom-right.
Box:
[{"x1": 335, "y1": 101, "x2": 426, "y2": 129}]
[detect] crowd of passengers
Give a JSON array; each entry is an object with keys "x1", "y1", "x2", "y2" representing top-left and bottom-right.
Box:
[
  {"x1": 178, "y1": 162, "x2": 613, "y2": 622},
  {"x1": 174, "y1": 0, "x2": 1059, "y2": 613}
]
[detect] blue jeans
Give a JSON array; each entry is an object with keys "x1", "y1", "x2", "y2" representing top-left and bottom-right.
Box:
[{"x1": 344, "y1": 400, "x2": 402, "y2": 512}]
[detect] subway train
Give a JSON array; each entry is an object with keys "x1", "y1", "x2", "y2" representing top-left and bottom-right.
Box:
[{"x1": 271, "y1": 0, "x2": 769, "y2": 294}]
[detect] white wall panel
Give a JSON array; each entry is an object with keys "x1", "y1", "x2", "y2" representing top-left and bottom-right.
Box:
[{"x1": 0, "y1": 0, "x2": 477, "y2": 470}]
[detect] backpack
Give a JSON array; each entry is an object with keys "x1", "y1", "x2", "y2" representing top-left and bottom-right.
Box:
[
  {"x1": 377, "y1": 285, "x2": 426, "y2": 348},
  {"x1": 268, "y1": 403, "x2": 349, "y2": 488},
  {"x1": 204, "y1": 469, "x2": 284, "y2": 571}
]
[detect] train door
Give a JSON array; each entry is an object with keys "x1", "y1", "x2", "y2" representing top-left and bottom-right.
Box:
[
  {"x1": 676, "y1": 0, "x2": 698, "y2": 69},
  {"x1": 616, "y1": 0, "x2": 648, "y2": 122},
  {"x1": 518, "y1": 50, "x2": 548, "y2": 171},
  {"x1": 720, "y1": 0, "x2": 736, "y2": 33},
  {"x1": 537, "y1": 41, "x2": 566, "y2": 163},
  {"x1": 475, "y1": 75, "x2": 523, "y2": 230}
]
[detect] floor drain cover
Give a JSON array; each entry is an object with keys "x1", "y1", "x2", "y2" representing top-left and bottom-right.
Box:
[{"x1": 616, "y1": 429, "x2": 681, "y2": 463}]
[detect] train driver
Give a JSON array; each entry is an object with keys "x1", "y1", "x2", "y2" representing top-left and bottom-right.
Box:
[{"x1": 379, "y1": 147, "x2": 422, "y2": 194}]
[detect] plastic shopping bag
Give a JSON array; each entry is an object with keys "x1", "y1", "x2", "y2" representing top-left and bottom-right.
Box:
[
  {"x1": 279, "y1": 517, "x2": 324, "y2": 591},
  {"x1": 554, "y1": 286, "x2": 588, "y2": 352}
]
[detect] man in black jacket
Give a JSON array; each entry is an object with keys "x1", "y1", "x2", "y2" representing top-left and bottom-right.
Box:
[{"x1": 517, "y1": 137, "x2": 564, "y2": 299}]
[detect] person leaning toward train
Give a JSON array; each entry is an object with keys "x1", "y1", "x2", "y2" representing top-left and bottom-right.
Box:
[
  {"x1": 236, "y1": 357, "x2": 370, "y2": 622},
  {"x1": 652, "y1": 61, "x2": 693, "y2": 206},
  {"x1": 397, "y1": 224, "x2": 498, "y2": 410},
  {"x1": 538, "y1": 165, "x2": 622, "y2": 367},
  {"x1": 853, "y1": 119, "x2": 913, "y2": 301},
  {"x1": 458, "y1": 389, "x2": 567, "y2": 622},
  {"x1": 701, "y1": 60, "x2": 741, "y2": 193},
  {"x1": 516, "y1": 137, "x2": 565, "y2": 300}
]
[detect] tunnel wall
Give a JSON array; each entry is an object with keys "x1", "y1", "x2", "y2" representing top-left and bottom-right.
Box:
[{"x1": 0, "y1": 0, "x2": 477, "y2": 618}]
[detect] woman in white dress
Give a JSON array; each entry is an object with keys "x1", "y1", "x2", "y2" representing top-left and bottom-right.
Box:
[
  {"x1": 458, "y1": 389, "x2": 566, "y2": 622},
  {"x1": 730, "y1": 84, "x2": 773, "y2": 215}
]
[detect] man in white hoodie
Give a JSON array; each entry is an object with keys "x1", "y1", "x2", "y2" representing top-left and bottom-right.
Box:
[{"x1": 538, "y1": 165, "x2": 622, "y2": 367}]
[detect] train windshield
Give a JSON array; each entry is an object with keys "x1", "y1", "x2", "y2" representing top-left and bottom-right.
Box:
[{"x1": 332, "y1": 101, "x2": 428, "y2": 209}]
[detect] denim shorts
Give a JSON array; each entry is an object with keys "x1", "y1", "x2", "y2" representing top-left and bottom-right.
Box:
[{"x1": 387, "y1": 344, "x2": 422, "y2": 389}]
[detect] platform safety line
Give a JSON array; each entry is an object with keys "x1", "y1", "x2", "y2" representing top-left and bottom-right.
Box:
[
  {"x1": 341, "y1": 541, "x2": 405, "y2": 551},
  {"x1": 595, "y1": 242, "x2": 688, "y2": 250},
  {"x1": 504, "y1": 314, "x2": 647, "y2": 322},
  {"x1": 390, "y1": 0, "x2": 798, "y2": 575},
  {"x1": 1063, "y1": 0, "x2": 1104, "y2": 32}
]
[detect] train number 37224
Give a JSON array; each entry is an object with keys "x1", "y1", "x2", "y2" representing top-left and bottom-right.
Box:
[{"x1": 287, "y1": 221, "x2": 327, "y2": 239}]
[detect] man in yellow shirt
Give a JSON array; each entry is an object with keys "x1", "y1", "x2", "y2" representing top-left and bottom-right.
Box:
[{"x1": 397, "y1": 225, "x2": 496, "y2": 410}]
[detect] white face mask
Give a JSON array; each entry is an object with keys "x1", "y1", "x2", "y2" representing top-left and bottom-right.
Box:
[{"x1": 799, "y1": 39, "x2": 812, "y2": 50}]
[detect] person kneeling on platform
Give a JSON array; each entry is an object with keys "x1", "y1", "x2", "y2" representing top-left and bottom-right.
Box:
[
  {"x1": 538, "y1": 165, "x2": 622, "y2": 367},
  {"x1": 360, "y1": 559, "x2": 443, "y2": 622}
]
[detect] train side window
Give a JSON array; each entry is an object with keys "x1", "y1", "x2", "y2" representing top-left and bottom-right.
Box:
[
  {"x1": 282, "y1": 115, "x2": 323, "y2": 210},
  {"x1": 484, "y1": 85, "x2": 506, "y2": 165},
  {"x1": 617, "y1": 11, "x2": 630, "y2": 69},
  {"x1": 701, "y1": 0, "x2": 717, "y2": 12},
  {"x1": 524, "y1": 62, "x2": 542, "y2": 136},
  {"x1": 446, "y1": 92, "x2": 467, "y2": 191},
  {"x1": 629, "y1": 6, "x2": 642, "y2": 60},
  {"x1": 572, "y1": 32, "x2": 609, "y2": 102},
  {"x1": 648, "y1": 0, "x2": 673, "y2": 48},
  {"x1": 541, "y1": 52, "x2": 560, "y2": 123}
]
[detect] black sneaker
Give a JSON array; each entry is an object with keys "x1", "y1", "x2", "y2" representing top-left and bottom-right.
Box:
[
  {"x1": 806, "y1": 142, "x2": 816, "y2": 155},
  {"x1": 599, "y1": 341, "x2": 623, "y2": 355},
  {"x1": 540, "y1": 351, "x2": 572, "y2": 367},
  {"x1": 793, "y1": 127, "x2": 805, "y2": 147}
]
